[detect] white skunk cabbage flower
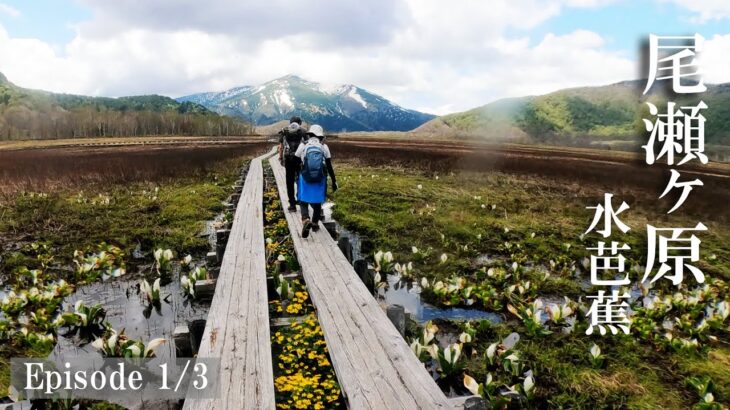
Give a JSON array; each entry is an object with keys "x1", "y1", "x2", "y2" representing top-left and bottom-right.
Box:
[
  {"x1": 107, "y1": 332, "x2": 118, "y2": 351},
  {"x1": 425, "y1": 344, "x2": 439, "y2": 361},
  {"x1": 126, "y1": 345, "x2": 142, "y2": 357},
  {"x1": 589, "y1": 343, "x2": 601, "y2": 359},
  {"x1": 374, "y1": 250, "x2": 384, "y2": 266},
  {"x1": 451, "y1": 343, "x2": 462, "y2": 364},
  {"x1": 145, "y1": 338, "x2": 167, "y2": 357},
  {"x1": 524, "y1": 375, "x2": 535, "y2": 393},
  {"x1": 486, "y1": 343, "x2": 498, "y2": 360},
  {"x1": 91, "y1": 338, "x2": 104, "y2": 349},
  {"x1": 463, "y1": 374, "x2": 480, "y2": 396}
]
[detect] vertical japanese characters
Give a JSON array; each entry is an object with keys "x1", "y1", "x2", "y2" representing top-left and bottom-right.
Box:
[{"x1": 584, "y1": 34, "x2": 709, "y2": 336}]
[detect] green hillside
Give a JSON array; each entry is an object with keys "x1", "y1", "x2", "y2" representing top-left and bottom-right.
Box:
[
  {"x1": 0, "y1": 73, "x2": 252, "y2": 140},
  {"x1": 433, "y1": 81, "x2": 730, "y2": 147}
]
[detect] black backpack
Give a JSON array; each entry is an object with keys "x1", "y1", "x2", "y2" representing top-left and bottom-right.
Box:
[{"x1": 281, "y1": 129, "x2": 304, "y2": 158}]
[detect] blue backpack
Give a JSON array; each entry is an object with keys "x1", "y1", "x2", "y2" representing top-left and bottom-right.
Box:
[{"x1": 302, "y1": 145, "x2": 326, "y2": 183}]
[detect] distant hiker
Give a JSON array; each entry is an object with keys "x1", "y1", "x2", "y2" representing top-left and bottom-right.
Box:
[
  {"x1": 278, "y1": 116, "x2": 307, "y2": 211},
  {"x1": 296, "y1": 124, "x2": 337, "y2": 238}
]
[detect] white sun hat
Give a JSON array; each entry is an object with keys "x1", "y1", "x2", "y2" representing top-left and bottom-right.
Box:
[{"x1": 308, "y1": 124, "x2": 324, "y2": 137}]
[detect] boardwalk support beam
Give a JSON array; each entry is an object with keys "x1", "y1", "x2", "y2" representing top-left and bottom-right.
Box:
[
  {"x1": 354, "y1": 259, "x2": 375, "y2": 293},
  {"x1": 323, "y1": 221, "x2": 338, "y2": 240},
  {"x1": 173, "y1": 325, "x2": 192, "y2": 357},
  {"x1": 206, "y1": 251, "x2": 218, "y2": 265},
  {"x1": 194, "y1": 279, "x2": 216, "y2": 300},
  {"x1": 337, "y1": 237, "x2": 353, "y2": 264},
  {"x1": 386, "y1": 304, "x2": 406, "y2": 337}
]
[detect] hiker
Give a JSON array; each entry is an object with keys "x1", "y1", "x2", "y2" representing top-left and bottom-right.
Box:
[
  {"x1": 295, "y1": 124, "x2": 337, "y2": 238},
  {"x1": 278, "y1": 116, "x2": 307, "y2": 211}
]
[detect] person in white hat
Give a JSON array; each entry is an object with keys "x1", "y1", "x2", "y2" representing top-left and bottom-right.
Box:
[{"x1": 294, "y1": 124, "x2": 338, "y2": 238}]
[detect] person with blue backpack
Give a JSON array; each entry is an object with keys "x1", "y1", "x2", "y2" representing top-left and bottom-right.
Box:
[{"x1": 294, "y1": 124, "x2": 337, "y2": 238}]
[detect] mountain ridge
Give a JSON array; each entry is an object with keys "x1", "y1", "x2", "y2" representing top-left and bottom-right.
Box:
[
  {"x1": 178, "y1": 75, "x2": 435, "y2": 132},
  {"x1": 416, "y1": 80, "x2": 730, "y2": 148}
]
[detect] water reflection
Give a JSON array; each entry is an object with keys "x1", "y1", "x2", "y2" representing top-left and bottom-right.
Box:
[{"x1": 379, "y1": 273, "x2": 503, "y2": 324}]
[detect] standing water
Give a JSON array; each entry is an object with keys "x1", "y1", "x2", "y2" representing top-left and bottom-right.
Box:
[{"x1": 323, "y1": 202, "x2": 502, "y2": 325}]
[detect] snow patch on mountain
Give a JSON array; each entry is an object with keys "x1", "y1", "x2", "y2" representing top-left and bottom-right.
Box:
[
  {"x1": 347, "y1": 87, "x2": 367, "y2": 108},
  {"x1": 273, "y1": 89, "x2": 293, "y2": 111}
]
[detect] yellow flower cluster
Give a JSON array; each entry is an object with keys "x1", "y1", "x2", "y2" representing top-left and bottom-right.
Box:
[
  {"x1": 269, "y1": 282, "x2": 313, "y2": 316},
  {"x1": 264, "y1": 185, "x2": 291, "y2": 239},
  {"x1": 273, "y1": 314, "x2": 341, "y2": 409},
  {"x1": 285, "y1": 290, "x2": 311, "y2": 315}
]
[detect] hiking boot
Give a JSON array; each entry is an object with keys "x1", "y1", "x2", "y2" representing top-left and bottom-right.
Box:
[
  {"x1": 311, "y1": 222, "x2": 320, "y2": 232},
  {"x1": 301, "y1": 219, "x2": 312, "y2": 238},
  {"x1": 287, "y1": 204, "x2": 297, "y2": 212}
]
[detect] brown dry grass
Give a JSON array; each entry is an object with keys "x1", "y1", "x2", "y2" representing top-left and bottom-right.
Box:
[{"x1": 0, "y1": 141, "x2": 269, "y2": 194}]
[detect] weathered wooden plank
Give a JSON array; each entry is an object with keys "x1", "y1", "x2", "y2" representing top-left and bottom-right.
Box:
[
  {"x1": 185, "y1": 150, "x2": 276, "y2": 410},
  {"x1": 297, "y1": 234, "x2": 418, "y2": 409},
  {"x1": 268, "y1": 156, "x2": 452, "y2": 409}
]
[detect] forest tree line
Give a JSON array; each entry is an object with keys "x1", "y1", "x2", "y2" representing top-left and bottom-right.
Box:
[
  {"x1": 0, "y1": 104, "x2": 254, "y2": 140},
  {"x1": 0, "y1": 73, "x2": 254, "y2": 140}
]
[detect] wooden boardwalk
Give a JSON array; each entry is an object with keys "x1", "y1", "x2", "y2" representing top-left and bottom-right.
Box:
[
  {"x1": 269, "y1": 157, "x2": 453, "y2": 409},
  {"x1": 185, "y1": 150, "x2": 276, "y2": 410}
]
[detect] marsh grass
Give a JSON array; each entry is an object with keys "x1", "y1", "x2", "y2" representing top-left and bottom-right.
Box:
[
  {"x1": 0, "y1": 173, "x2": 235, "y2": 281},
  {"x1": 0, "y1": 147, "x2": 261, "y2": 397},
  {"x1": 330, "y1": 162, "x2": 730, "y2": 408}
]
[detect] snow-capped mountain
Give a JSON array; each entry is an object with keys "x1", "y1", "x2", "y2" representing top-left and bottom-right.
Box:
[{"x1": 177, "y1": 75, "x2": 435, "y2": 132}]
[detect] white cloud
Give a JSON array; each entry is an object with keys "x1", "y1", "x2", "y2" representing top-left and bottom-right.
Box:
[
  {"x1": 0, "y1": 0, "x2": 644, "y2": 114},
  {"x1": 700, "y1": 34, "x2": 730, "y2": 84},
  {"x1": 563, "y1": 0, "x2": 620, "y2": 7},
  {"x1": 0, "y1": 3, "x2": 20, "y2": 18},
  {"x1": 664, "y1": 0, "x2": 730, "y2": 23}
]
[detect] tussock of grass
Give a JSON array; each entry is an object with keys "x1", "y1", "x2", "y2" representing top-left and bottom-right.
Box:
[{"x1": 678, "y1": 348, "x2": 730, "y2": 402}]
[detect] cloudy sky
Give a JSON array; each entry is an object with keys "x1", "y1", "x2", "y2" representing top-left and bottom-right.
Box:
[{"x1": 0, "y1": 0, "x2": 728, "y2": 114}]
